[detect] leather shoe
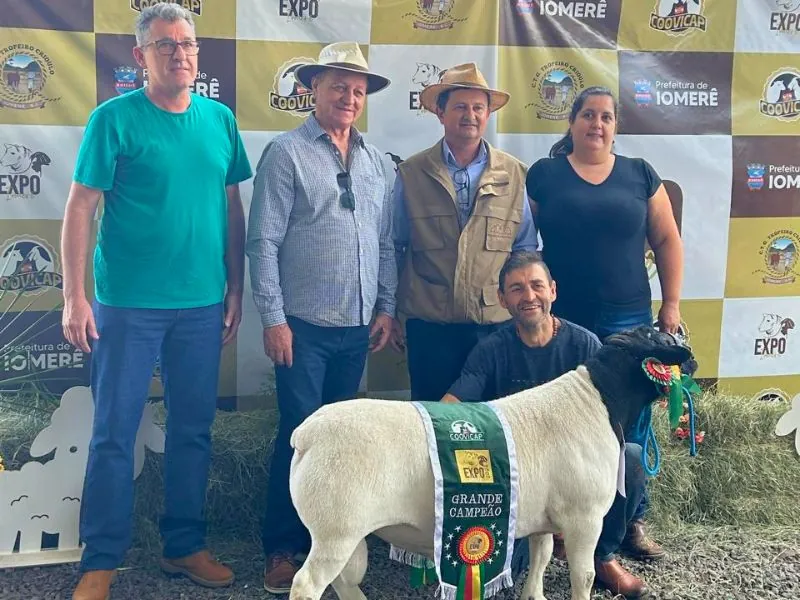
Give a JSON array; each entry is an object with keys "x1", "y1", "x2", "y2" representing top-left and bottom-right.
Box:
[
  {"x1": 264, "y1": 551, "x2": 301, "y2": 594},
  {"x1": 621, "y1": 519, "x2": 666, "y2": 560},
  {"x1": 160, "y1": 549, "x2": 234, "y2": 588},
  {"x1": 594, "y1": 558, "x2": 649, "y2": 598},
  {"x1": 72, "y1": 570, "x2": 116, "y2": 600}
]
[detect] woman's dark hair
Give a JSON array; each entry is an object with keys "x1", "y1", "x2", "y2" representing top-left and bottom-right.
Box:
[{"x1": 549, "y1": 86, "x2": 618, "y2": 158}]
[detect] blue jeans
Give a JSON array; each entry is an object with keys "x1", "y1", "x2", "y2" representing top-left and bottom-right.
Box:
[
  {"x1": 594, "y1": 307, "x2": 654, "y2": 521},
  {"x1": 262, "y1": 316, "x2": 369, "y2": 556},
  {"x1": 79, "y1": 301, "x2": 223, "y2": 571}
]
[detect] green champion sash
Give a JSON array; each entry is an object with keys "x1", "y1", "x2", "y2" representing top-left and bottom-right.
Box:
[{"x1": 390, "y1": 401, "x2": 519, "y2": 600}]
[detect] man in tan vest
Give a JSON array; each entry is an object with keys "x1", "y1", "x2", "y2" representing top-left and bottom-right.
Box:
[{"x1": 391, "y1": 62, "x2": 539, "y2": 401}]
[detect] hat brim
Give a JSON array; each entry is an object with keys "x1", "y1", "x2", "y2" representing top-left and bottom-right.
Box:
[
  {"x1": 294, "y1": 64, "x2": 391, "y2": 95},
  {"x1": 419, "y1": 83, "x2": 510, "y2": 114}
]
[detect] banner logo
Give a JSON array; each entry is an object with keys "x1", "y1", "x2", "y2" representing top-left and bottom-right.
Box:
[
  {"x1": 450, "y1": 420, "x2": 484, "y2": 442},
  {"x1": 130, "y1": 1, "x2": 202, "y2": 16},
  {"x1": 747, "y1": 163, "x2": 766, "y2": 191},
  {"x1": 759, "y1": 69, "x2": 800, "y2": 121},
  {"x1": 757, "y1": 230, "x2": 800, "y2": 285},
  {"x1": 279, "y1": 0, "x2": 319, "y2": 20},
  {"x1": 0, "y1": 143, "x2": 51, "y2": 200},
  {"x1": 269, "y1": 58, "x2": 315, "y2": 116},
  {"x1": 114, "y1": 66, "x2": 138, "y2": 95},
  {"x1": 745, "y1": 162, "x2": 800, "y2": 191},
  {"x1": 754, "y1": 312, "x2": 795, "y2": 358},
  {"x1": 649, "y1": 0, "x2": 707, "y2": 35},
  {"x1": 632, "y1": 77, "x2": 718, "y2": 108},
  {"x1": 0, "y1": 236, "x2": 63, "y2": 296},
  {"x1": 525, "y1": 61, "x2": 584, "y2": 121},
  {"x1": 409, "y1": 62, "x2": 443, "y2": 113},
  {"x1": 523, "y1": 0, "x2": 608, "y2": 19},
  {"x1": 404, "y1": 0, "x2": 467, "y2": 31},
  {"x1": 0, "y1": 45, "x2": 60, "y2": 110},
  {"x1": 770, "y1": 0, "x2": 800, "y2": 34}
]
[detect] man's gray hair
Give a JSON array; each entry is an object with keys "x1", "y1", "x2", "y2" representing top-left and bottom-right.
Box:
[{"x1": 134, "y1": 2, "x2": 196, "y2": 46}]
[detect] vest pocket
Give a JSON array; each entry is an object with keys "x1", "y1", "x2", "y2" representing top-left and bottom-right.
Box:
[
  {"x1": 481, "y1": 283, "x2": 499, "y2": 307},
  {"x1": 410, "y1": 216, "x2": 446, "y2": 251}
]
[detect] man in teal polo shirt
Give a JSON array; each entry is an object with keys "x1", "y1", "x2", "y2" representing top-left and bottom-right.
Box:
[{"x1": 60, "y1": 4, "x2": 252, "y2": 600}]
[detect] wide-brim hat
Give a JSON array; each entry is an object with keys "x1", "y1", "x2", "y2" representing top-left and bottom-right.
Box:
[
  {"x1": 294, "y1": 41, "x2": 391, "y2": 95},
  {"x1": 419, "y1": 62, "x2": 510, "y2": 114}
]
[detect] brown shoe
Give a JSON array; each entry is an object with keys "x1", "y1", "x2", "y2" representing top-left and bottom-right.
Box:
[
  {"x1": 160, "y1": 549, "x2": 234, "y2": 588},
  {"x1": 594, "y1": 558, "x2": 649, "y2": 598},
  {"x1": 73, "y1": 570, "x2": 116, "y2": 600},
  {"x1": 621, "y1": 519, "x2": 666, "y2": 561},
  {"x1": 264, "y1": 552, "x2": 301, "y2": 594}
]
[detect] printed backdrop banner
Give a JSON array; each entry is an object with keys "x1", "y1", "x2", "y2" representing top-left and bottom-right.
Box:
[{"x1": 1, "y1": 0, "x2": 799, "y2": 407}]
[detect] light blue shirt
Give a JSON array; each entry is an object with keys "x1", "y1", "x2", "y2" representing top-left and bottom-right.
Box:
[
  {"x1": 246, "y1": 114, "x2": 396, "y2": 328},
  {"x1": 393, "y1": 139, "x2": 539, "y2": 263}
]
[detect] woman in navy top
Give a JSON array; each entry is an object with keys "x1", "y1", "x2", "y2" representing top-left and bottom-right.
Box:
[{"x1": 525, "y1": 86, "x2": 684, "y2": 581}]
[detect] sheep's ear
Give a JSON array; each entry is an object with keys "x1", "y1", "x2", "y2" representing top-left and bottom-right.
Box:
[
  {"x1": 29, "y1": 425, "x2": 56, "y2": 457},
  {"x1": 649, "y1": 344, "x2": 693, "y2": 367}
]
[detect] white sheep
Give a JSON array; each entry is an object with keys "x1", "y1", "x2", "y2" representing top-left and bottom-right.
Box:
[
  {"x1": 0, "y1": 386, "x2": 165, "y2": 558},
  {"x1": 285, "y1": 327, "x2": 695, "y2": 600}
]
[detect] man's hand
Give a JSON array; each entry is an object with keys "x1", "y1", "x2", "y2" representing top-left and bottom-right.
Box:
[
  {"x1": 222, "y1": 291, "x2": 243, "y2": 345},
  {"x1": 657, "y1": 301, "x2": 681, "y2": 335},
  {"x1": 388, "y1": 318, "x2": 406, "y2": 353},
  {"x1": 264, "y1": 323, "x2": 293, "y2": 367},
  {"x1": 63, "y1": 296, "x2": 98, "y2": 353},
  {"x1": 369, "y1": 313, "x2": 393, "y2": 353},
  {"x1": 441, "y1": 393, "x2": 460, "y2": 404}
]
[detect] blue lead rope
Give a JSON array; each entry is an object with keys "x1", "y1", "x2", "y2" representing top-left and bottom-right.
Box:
[{"x1": 642, "y1": 384, "x2": 698, "y2": 477}]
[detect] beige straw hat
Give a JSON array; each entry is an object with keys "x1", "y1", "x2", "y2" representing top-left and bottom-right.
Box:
[{"x1": 294, "y1": 41, "x2": 391, "y2": 95}]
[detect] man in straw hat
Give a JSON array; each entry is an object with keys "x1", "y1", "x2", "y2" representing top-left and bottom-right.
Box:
[
  {"x1": 390, "y1": 62, "x2": 539, "y2": 402},
  {"x1": 245, "y1": 41, "x2": 397, "y2": 593}
]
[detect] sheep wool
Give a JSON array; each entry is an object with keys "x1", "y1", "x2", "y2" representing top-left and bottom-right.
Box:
[{"x1": 389, "y1": 401, "x2": 519, "y2": 600}]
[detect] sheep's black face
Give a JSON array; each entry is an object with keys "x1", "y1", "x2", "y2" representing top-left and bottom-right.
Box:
[{"x1": 603, "y1": 325, "x2": 696, "y2": 376}]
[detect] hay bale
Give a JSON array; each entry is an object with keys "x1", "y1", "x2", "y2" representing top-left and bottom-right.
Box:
[{"x1": 639, "y1": 389, "x2": 800, "y2": 532}]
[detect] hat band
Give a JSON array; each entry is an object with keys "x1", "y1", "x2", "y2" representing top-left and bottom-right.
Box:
[{"x1": 325, "y1": 62, "x2": 369, "y2": 73}]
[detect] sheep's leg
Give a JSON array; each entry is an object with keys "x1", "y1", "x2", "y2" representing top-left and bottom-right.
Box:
[
  {"x1": 520, "y1": 533, "x2": 552, "y2": 600},
  {"x1": 330, "y1": 538, "x2": 368, "y2": 600},
  {"x1": 562, "y1": 519, "x2": 603, "y2": 600},
  {"x1": 290, "y1": 537, "x2": 364, "y2": 600}
]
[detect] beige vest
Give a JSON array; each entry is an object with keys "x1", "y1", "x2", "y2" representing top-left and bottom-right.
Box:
[{"x1": 397, "y1": 139, "x2": 527, "y2": 324}]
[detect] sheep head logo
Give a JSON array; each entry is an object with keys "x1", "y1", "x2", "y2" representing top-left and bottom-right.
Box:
[
  {"x1": 449, "y1": 420, "x2": 483, "y2": 441},
  {"x1": 775, "y1": 394, "x2": 800, "y2": 456}
]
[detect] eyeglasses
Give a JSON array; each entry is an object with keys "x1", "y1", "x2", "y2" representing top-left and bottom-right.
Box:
[
  {"x1": 142, "y1": 39, "x2": 201, "y2": 56},
  {"x1": 337, "y1": 172, "x2": 355, "y2": 210}
]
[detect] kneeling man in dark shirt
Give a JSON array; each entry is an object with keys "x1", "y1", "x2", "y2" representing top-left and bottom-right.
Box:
[{"x1": 442, "y1": 250, "x2": 650, "y2": 599}]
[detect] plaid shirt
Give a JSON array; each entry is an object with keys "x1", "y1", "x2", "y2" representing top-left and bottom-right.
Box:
[{"x1": 246, "y1": 114, "x2": 397, "y2": 328}]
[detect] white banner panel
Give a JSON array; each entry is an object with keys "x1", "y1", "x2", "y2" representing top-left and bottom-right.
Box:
[
  {"x1": 613, "y1": 134, "x2": 732, "y2": 301},
  {"x1": 0, "y1": 125, "x2": 84, "y2": 220},
  {"x1": 734, "y1": 0, "x2": 800, "y2": 53},
  {"x1": 719, "y1": 296, "x2": 800, "y2": 378},
  {"x1": 236, "y1": 0, "x2": 373, "y2": 43}
]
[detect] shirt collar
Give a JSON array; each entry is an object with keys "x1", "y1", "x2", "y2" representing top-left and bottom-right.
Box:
[
  {"x1": 442, "y1": 138, "x2": 487, "y2": 169},
  {"x1": 302, "y1": 113, "x2": 365, "y2": 148}
]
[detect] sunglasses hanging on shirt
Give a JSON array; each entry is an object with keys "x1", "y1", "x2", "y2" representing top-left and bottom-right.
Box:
[{"x1": 337, "y1": 172, "x2": 356, "y2": 211}]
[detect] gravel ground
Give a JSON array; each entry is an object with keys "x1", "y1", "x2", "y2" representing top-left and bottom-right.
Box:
[{"x1": 1, "y1": 526, "x2": 798, "y2": 600}]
